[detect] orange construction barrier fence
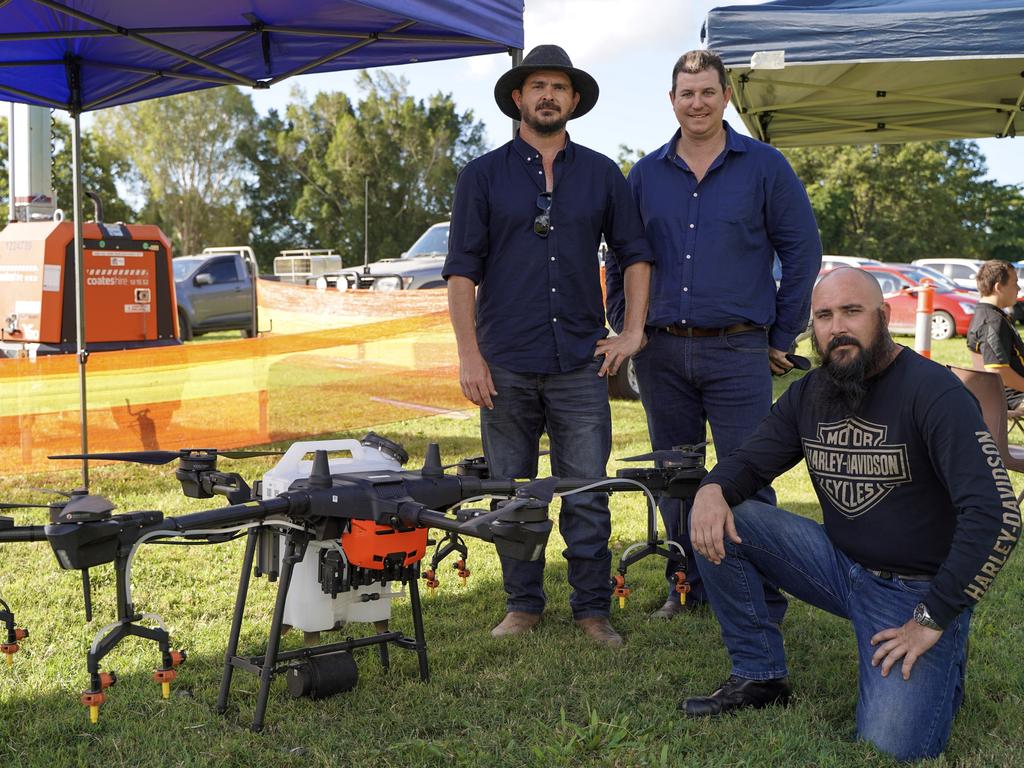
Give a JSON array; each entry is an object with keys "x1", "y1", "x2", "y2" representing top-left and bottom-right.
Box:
[{"x1": 0, "y1": 283, "x2": 468, "y2": 475}]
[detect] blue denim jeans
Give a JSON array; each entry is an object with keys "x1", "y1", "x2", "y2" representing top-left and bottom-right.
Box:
[
  {"x1": 695, "y1": 500, "x2": 970, "y2": 762},
  {"x1": 632, "y1": 328, "x2": 781, "y2": 612},
  {"x1": 480, "y1": 359, "x2": 612, "y2": 619}
]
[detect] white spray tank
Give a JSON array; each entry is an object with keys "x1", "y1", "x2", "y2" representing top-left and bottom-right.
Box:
[{"x1": 262, "y1": 437, "x2": 405, "y2": 632}]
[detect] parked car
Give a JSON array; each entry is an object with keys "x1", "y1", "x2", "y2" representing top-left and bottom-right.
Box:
[
  {"x1": 858, "y1": 264, "x2": 977, "y2": 340},
  {"x1": 820, "y1": 254, "x2": 882, "y2": 272},
  {"x1": 173, "y1": 247, "x2": 258, "y2": 340},
  {"x1": 334, "y1": 222, "x2": 449, "y2": 291},
  {"x1": 911, "y1": 258, "x2": 983, "y2": 291}
]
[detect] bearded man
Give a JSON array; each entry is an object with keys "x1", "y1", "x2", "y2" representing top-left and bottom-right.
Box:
[
  {"x1": 678, "y1": 267, "x2": 1019, "y2": 761},
  {"x1": 443, "y1": 45, "x2": 652, "y2": 647}
]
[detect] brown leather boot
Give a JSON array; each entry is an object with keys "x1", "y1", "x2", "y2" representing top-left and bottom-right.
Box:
[
  {"x1": 490, "y1": 611, "x2": 541, "y2": 638},
  {"x1": 575, "y1": 616, "x2": 623, "y2": 648}
]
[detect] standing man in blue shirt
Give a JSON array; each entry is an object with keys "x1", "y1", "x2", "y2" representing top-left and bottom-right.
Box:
[
  {"x1": 606, "y1": 49, "x2": 821, "y2": 619},
  {"x1": 443, "y1": 45, "x2": 653, "y2": 647}
]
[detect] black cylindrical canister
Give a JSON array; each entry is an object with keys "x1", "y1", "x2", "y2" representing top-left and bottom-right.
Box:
[{"x1": 286, "y1": 651, "x2": 359, "y2": 699}]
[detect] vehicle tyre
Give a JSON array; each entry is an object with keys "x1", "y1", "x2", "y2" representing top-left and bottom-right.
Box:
[
  {"x1": 315, "y1": 276, "x2": 329, "y2": 290},
  {"x1": 178, "y1": 310, "x2": 193, "y2": 342},
  {"x1": 607, "y1": 357, "x2": 641, "y2": 400},
  {"x1": 930, "y1": 310, "x2": 955, "y2": 341}
]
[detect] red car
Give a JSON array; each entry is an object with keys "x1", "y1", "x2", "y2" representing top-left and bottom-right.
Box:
[{"x1": 861, "y1": 264, "x2": 978, "y2": 340}]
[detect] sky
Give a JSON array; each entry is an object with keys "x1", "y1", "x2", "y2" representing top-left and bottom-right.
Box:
[{"x1": 247, "y1": 0, "x2": 1023, "y2": 188}]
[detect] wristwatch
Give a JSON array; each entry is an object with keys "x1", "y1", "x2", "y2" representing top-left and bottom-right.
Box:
[{"x1": 913, "y1": 602, "x2": 941, "y2": 631}]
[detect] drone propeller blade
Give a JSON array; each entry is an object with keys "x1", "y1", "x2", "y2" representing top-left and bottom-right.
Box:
[
  {"x1": 515, "y1": 476, "x2": 560, "y2": 503},
  {"x1": 0, "y1": 501, "x2": 53, "y2": 510},
  {"x1": 50, "y1": 448, "x2": 283, "y2": 465},
  {"x1": 49, "y1": 451, "x2": 181, "y2": 465},
  {"x1": 28, "y1": 486, "x2": 74, "y2": 498},
  {"x1": 621, "y1": 442, "x2": 708, "y2": 464}
]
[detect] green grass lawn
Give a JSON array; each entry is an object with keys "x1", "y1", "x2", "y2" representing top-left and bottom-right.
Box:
[{"x1": 1, "y1": 338, "x2": 1022, "y2": 767}]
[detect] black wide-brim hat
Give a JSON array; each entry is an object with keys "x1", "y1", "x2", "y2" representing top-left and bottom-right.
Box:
[{"x1": 493, "y1": 44, "x2": 599, "y2": 121}]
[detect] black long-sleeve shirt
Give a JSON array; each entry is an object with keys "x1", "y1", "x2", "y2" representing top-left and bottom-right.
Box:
[{"x1": 705, "y1": 347, "x2": 1020, "y2": 628}]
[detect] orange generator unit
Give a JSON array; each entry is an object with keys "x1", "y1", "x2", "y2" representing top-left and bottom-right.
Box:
[{"x1": 0, "y1": 219, "x2": 179, "y2": 356}]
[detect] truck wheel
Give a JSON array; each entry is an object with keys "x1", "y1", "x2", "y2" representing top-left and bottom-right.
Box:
[
  {"x1": 607, "y1": 358, "x2": 641, "y2": 400},
  {"x1": 178, "y1": 310, "x2": 193, "y2": 341}
]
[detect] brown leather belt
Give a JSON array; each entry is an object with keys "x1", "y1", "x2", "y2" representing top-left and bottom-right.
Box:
[{"x1": 663, "y1": 322, "x2": 763, "y2": 338}]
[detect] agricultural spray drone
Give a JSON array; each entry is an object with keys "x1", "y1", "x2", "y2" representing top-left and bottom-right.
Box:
[{"x1": 0, "y1": 433, "x2": 706, "y2": 730}]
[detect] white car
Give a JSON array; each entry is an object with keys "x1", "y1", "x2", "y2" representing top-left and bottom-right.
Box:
[
  {"x1": 820, "y1": 255, "x2": 882, "y2": 272},
  {"x1": 911, "y1": 258, "x2": 984, "y2": 292}
]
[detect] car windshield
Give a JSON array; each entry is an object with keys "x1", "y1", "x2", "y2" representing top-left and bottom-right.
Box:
[
  {"x1": 879, "y1": 265, "x2": 961, "y2": 293},
  {"x1": 902, "y1": 266, "x2": 961, "y2": 292},
  {"x1": 172, "y1": 257, "x2": 204, "y2": 281},
  {"x1": 403, "y1": 225, "x2": 449, "y2": 259}
]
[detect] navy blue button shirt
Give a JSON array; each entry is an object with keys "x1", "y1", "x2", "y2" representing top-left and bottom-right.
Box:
[
  {"x1": 606, "y1": 122, "x2": 821, "y2": 352},
  {"x1": 444, "y1": 134, "x2": 652, "y2": 374}
]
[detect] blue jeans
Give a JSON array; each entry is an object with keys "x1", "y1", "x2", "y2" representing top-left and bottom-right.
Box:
[
  {"x1": 480, "y1": 359, "x2": 612, "y2": 619},
  {"x1": 632, "y1": 328, "x2": 781, "y2": 611},
  {"x1": 695, "y1": 500, "x2": 970, "y2": 762}
]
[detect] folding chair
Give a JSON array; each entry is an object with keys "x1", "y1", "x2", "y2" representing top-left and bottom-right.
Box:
[
  {"x1": 948, "y1": 365, "x2": 1024, "y2": 503},
  {"x1": 968, "y1": 351, "x2": 1024, "y2": 441}
]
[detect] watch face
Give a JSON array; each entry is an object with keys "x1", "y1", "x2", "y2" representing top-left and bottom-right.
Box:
[{"x1": 914, "y1": 602, "x2": 939, "y2": 629}]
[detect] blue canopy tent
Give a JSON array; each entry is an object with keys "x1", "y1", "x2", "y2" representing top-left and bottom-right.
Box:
[
  {"x1": 0, "y1": 0, "x2": 524, "y2": 485},
  {"x1": 702, "y1": 0, "x2": 1024, "y2": 147}
]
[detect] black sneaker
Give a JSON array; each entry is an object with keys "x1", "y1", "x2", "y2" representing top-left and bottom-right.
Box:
[{"x1": 680, "y1": 675, "x2": 792, "y2": 717}]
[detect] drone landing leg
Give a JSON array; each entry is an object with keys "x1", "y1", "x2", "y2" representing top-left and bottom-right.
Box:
[
  {"x1": 373, "y1": 620, "x2": 390, "y2": 670},
  {"x1": 217, "y1": 527, "x2": 259, "y2": 715},
  {"x1": 251, "y1": 531, "x2": 307, "y2": 732},
  {"x1": 406, "y1": 565, "x2": 429, "y2": 682}
]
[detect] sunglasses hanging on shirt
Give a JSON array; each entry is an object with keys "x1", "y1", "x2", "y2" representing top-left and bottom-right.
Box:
[{"x1": 534, "y1": 192, "x2": 552, "y2": 238}]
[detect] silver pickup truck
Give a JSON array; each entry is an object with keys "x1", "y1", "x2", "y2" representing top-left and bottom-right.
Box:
[{"x1": 335, "y1": 222, "x2": 449, "y2": 291}]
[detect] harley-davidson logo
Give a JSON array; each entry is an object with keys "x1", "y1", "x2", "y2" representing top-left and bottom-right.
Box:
[{"x1": 802, "y1": 418, "x2": 912, "y2": 517}]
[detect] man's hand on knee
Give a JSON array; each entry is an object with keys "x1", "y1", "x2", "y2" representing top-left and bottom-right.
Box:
[
  {"x1": 690, "y1": 484, "x2": 742, "y2": 564},
  {"x1": 870, "y1": 620, "x2": 943, "y2": 680}
]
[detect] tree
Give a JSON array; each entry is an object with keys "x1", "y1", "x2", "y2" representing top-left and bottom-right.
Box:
[
  {"x1": 782, "y1": 140, "x2": 1024, "y2": 262},
  {"x1": 236, "y1": 107, "x2": 311, "y2": 271},
  {"x1": 94, "y1": 88, "x2": 257, "y2": 255},
  {"x1": 616, "y1": 144, "x2": 645, "y2": 177},
  {"x1": 273, "y1": 72, "x2": 487, "y2": 266},
  {"x1": 50, "y1": 118, "x2": 135, "y2": 223}
]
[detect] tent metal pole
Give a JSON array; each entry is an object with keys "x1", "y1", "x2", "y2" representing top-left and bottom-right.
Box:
[
  {"x1": 70, "y1": 111, "x2": 89, "y2": 490},
  {"x1": 511, "y1": 47, "x2": 522, "y2": 139},
  {"x1": 6, "y1": 102, "x2": 15, "y2": 223}
]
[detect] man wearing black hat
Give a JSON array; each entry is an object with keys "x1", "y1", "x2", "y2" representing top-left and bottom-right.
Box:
[{"x1": 443, "y1": 45, "x2": 652, "y2": 647}]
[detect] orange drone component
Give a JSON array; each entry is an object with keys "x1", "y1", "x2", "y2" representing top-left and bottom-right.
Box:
[
  {"x1": 341, "y1": 519, "x2": 428, "y2": 570},
  {"x1": 673, "y1": 570, "x2": 691, "y2": 605},
  {"x1": 612, "y1": 573, "x2": 632, "y2": 609},
  {"x1": 81, "y1": 671, "x2": 117, "y2": 724},
  {"x1": 0, "y1": 220, "x2": 179, "y2": 352}
]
